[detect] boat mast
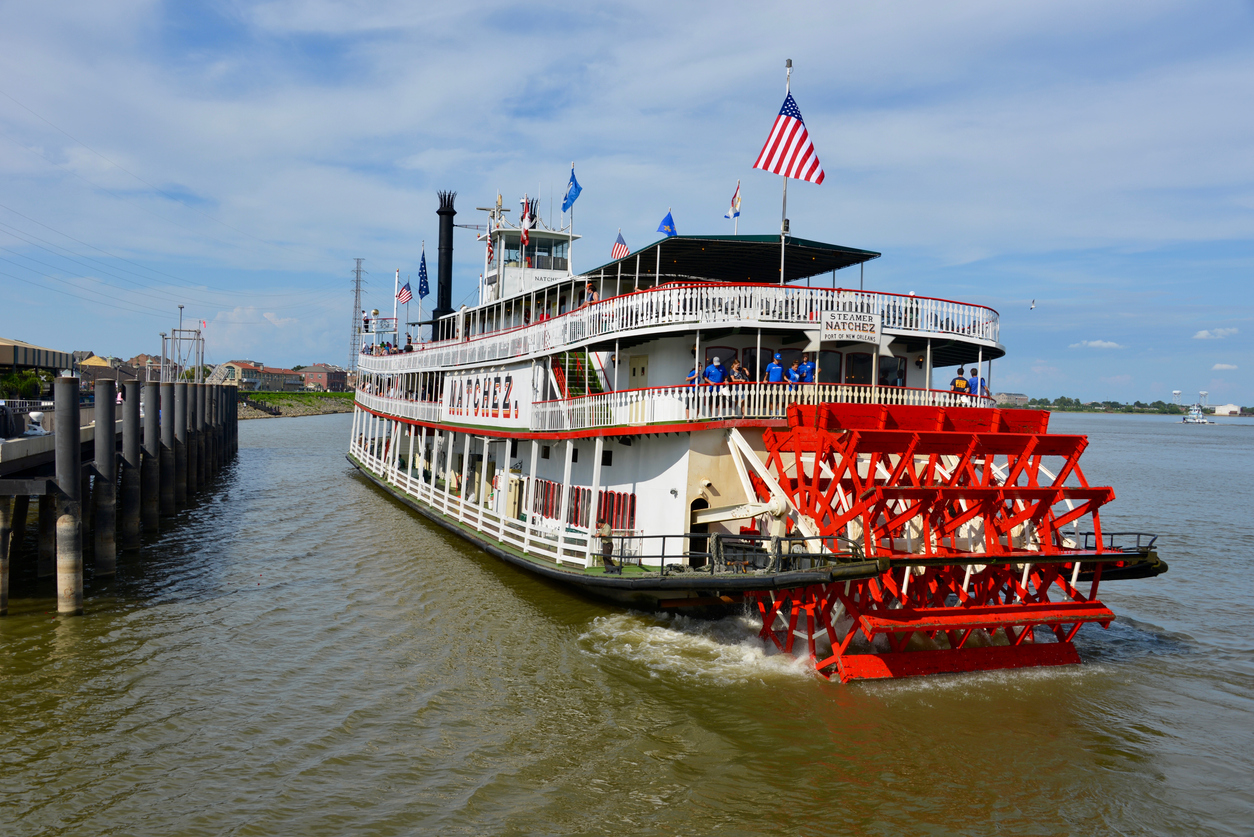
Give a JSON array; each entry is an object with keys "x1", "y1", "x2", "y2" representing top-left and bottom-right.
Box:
[{"x1": 779, "y1": 59, "x2": 791, "y2": 287}]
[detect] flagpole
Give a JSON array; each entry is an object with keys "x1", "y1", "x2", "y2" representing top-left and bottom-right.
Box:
[
  {"x1": 779, "y1": 59, "x2": 792, "y2": 287},
  {"x1": 393, "y1": 267, "x2": 400, "y2": 338},
  {"x1": 419, "y1": 242, "x2": 425, "y2": 342},
  {"x1": 568, "y1": 162, "x2": 575, "y2": 277}
]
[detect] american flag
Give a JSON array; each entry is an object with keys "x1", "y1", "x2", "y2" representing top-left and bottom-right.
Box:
[
  {"x1": 611, "y1": 231, "x2": 629, "y2": 260},
  {"x1": 753, "y1": 92, "x2": 825, "y2": 185},
  {"x1": 485, "y1": 217, "x2": 494, "y2": 264},
  {"x1": 397, "y1": 281, "x2": 412, "y2": 304}
]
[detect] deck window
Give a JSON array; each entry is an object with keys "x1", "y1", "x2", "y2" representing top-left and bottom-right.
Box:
[
  {"x1": 817, "y1": 351, "x2": 842, "y2": 384},
  {"x1": 845, "y1": 352, "x2": 873, "y2": 385},
  {"x1": 744, "y1": 348, "x2": 773, "y2": 381},
  {"x1": 878, "y1": 355, "x2": 907, "y2": 387}
]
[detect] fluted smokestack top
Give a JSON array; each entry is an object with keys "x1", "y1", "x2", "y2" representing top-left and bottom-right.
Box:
[{"x1": 433, "y1": 190, "x2": 456, "y2": 325}]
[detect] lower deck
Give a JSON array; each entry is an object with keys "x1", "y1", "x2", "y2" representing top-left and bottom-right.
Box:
[{"x1": 346, "y1": 407, "x2": 869, "y2": 607}]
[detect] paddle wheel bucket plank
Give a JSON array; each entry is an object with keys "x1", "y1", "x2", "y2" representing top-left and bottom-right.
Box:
[{"x1": 742, "y1": 404, "x2": 1162, "y2": 682}]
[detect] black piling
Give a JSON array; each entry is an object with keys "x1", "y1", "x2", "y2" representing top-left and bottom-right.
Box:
[
  {"x1": 0, "y1": 495, "x2": 10, "y2": 616},
  {"x1": 93, "y1": 378, "x2": 117, "y2": 574},
  {"x1": 209, "y1": 386, "x2": 220, "y2": 475},
  {"x1": 141, "y1": 382, "x2": 160, "y2": 533},
  {"x1": 54, "y1": 377, "x2": 82, "y2": 615},
  {"x1": 187, "y1": 383, "x2": 199, "y2": 495},
  {"x1": 38, "y1": 494, "x2": 55, "y2": 578},
  {"x1": 194, "y1": 383, "x2": 205, "y2": 491},
  {"x1": 121, "y1": 380, "x2": 141, "y2": 550},
  {"x1": 160, "y1": 382, "x2": 175, "y2": 516},
  {"x1": 174, "y1": 381, "x2": 188, "y2": 507},
  {"x1": 10, "y1": 494, "x2": 29, "y2": 563}
]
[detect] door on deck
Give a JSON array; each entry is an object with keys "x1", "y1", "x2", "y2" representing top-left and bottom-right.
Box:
[{"x1": 629, "y1": 355, "x2": 648, "y2": 388}]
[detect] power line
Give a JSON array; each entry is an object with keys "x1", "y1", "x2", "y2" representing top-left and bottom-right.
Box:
[{"x1": 349, "y1": 259, "x2": 366, "y2": 373}]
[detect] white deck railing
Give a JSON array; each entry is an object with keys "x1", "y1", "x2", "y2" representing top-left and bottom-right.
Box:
[
  {"x1": 349, "y1": 429, "x2": 596, "y2": 568},
  {"x1": 355, "y1": 391, "x2": 442, "y2": 422},
  {"x1": 358, "y1": 284, "x2": 999, "y2": 375},
  {"x1": 355, "y1": 383, "x2": 993, "y2": 433},
  {"x1": 531, "y1": 383, "x2": 993, "y2": 432}
]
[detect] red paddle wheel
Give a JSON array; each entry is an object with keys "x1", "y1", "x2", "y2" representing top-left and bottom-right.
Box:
[{"x1": 742, "y1": 403, "x2": 1161, "y2": 682}]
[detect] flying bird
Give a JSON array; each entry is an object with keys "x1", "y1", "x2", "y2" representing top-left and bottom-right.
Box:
[{"x1": 1029, "y1": 300, "x2": 1036, "y2": 310}]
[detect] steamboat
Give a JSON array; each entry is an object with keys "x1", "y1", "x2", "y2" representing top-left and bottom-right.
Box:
[{"x1": 347, "y1": 190, "x2": 1167, "y2": 682}]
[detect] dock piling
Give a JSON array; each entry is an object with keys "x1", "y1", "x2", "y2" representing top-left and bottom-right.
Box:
[
  {"x1": 160, "y1": 382, "x2": 175, "y2": 516},
  {"x1": 141, "y1": 382, "x2": 160, "y2": 533},
  {"x1": 121, "y1": 380, "x2": 141, "y2": 550},
  {"x1": 93, "y1": 378, "x2": 117, "y2": 575},
  {"x1": 194, "y1": 383, "x2": 205, "y2": 490},
  {"x1": 10, "y1": 495, "x2": 29, "y2": 562},
  {"x1": 38, "y1": 494, "x2": 55, "y2": 578},
  {"x1": 1, "y1": 496, "x2": 10, "y2": 615},
  {"x1": 174, "y1": 381, "x2": 188, "y2": 506},
  {"x1": 187, "y1": 383, "x2": 199, "y2": 495},
  {"x1": 54, "y1": 377, "x2": 82, "y2": 615}
]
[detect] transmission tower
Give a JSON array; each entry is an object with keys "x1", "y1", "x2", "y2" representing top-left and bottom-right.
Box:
[{"x1": 348, "y1": 258, "x2": 367, "y2": 376}]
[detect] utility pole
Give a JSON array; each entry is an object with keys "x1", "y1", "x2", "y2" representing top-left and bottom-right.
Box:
[{"x1": 348, "y1": 258, "x2": 366, "y2": 377}]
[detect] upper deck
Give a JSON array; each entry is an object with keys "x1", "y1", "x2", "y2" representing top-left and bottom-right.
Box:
[{"x1": 359, "y1": 281, "x2": 1002, "y2": 375}]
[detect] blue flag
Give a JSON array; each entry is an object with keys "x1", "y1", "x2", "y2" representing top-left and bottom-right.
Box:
[
  {"x1": 417, "y1": 248, "x2": 430, "y2": 299},
  {"x1": 561, "y1": 167, "x2": 582, "y2": 213},
  {"x1": 657, "y1": 211, "x2": 677, "y2": 237}
]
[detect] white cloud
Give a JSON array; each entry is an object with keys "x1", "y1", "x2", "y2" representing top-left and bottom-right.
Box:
[
  {"x1": 1194, "y1": 328, "x2": 1239, "y2": 339},
  {"x1": 1069, "y1": 340, "x2": 1123, "y2": 349},
  {"x1": 1213, "y1": 363, "x2": 1238, "y2": 370}
]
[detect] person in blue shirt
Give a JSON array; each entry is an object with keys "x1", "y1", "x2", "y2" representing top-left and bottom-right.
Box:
[
  {"x1": 703, "y1": 356, "x2": 725, "y2": 385},
  {"x1": 798, "y1": 353, "x2": 815, "y2": 383},
  {"x1": 786, "y1": 360, "x2": 802, "y2": 391},
  {"x1": 765, "y1": 353, "x2": 784, "y2": 383},
  {"x1": 685, "y1": 364, "x2": 698, "y2": 418},
  {"x1": 968, "y1": 368, "x2": 988, "y2": 398},
  {"x1": 703, "y1": 356, "x2": 727, "y2": 411}
]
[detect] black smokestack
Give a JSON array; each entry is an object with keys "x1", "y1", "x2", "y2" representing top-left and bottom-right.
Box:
[{"x1": 434, "y1": 190, "x2": 456, "y2": 325}]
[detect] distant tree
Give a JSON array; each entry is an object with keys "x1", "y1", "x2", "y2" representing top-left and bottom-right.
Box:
[
  {"x1": 292, "y1": 365, "x2": 305, "y2": 371},
  {"x1": 0, "y1": 370, "x2": 44, "y2": 399}
]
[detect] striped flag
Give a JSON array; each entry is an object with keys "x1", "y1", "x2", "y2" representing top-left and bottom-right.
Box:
[
  {"x1": 611, "y1": 231, "x2": 629, "y2": 260},
  {"x1": 397, "y1": 281, "x2": 412, "y2": 304},
  {"x1": 753, "y1": 92, "x2": 825, "y2": 185},
  {"x1": 725, "y1": 180, "x2": 741, "y2": 219}
]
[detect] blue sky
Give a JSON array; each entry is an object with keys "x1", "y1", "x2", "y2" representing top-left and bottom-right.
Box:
[{"x1": 0, "y1": 0, "x2": 1251, "y2": 404}]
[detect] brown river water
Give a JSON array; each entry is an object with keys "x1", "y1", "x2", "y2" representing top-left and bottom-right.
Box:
[{"x1": 1, "y1": 411, "x2": 1251, "y2": 836}]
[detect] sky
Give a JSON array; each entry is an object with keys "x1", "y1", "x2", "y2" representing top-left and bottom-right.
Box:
[{"x1": 0, "y1": 0, "x2": 1251, "y2": 404}]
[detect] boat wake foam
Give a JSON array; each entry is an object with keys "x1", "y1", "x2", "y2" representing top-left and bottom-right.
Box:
[{"x1": 578, "y1": 611, "x2": 816, "y2": 684}]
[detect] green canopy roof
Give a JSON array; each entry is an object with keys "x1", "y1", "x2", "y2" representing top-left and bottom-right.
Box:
[{"x1": 582, "y1": 234, "x2": 880, "y2": 285}]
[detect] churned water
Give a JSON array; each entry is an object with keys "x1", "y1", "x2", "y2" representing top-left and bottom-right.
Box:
[{"x1": 1, "y1": 412, "x2": 1251, "y2": 836}]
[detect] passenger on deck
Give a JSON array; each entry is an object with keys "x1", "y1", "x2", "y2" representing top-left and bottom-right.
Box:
[
  {"x1": 968, "y1": 368, "x2": 988, "y2": 398},
  {"x1": 765, "y1": 353, "x2": 784, "y2": 384},
  {"x1": 786, "y1": 360, "x2": 802, "y2": 391},
  {"x1": 799, "y1": 353, "x2": 815, "y2": 383},
  {"x1": 597, "y1": 518, "x2": 619, "y2": 573},
  {"x1": 729, "y1": 359, "x2": 749, "y2": 414},
  {"x1": 585, "y1": 282, "x2": 599, "y2": 305},
  {"x1": 950, "y1": 367, "x2": 971, "y2": 395}
]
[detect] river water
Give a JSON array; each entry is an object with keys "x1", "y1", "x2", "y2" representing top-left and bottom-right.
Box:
[{"x1": 1, "y1": 412, "x2": 1251, "y2": 836}]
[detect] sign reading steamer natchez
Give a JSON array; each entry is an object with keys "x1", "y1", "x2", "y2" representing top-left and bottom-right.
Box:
[
  {"x1": 822, "y1": 311, "x2": 881, "y2": 344},
  {"x1": 441, "y1": 364, "x2": 536, "y2": 429}
]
